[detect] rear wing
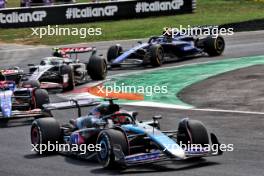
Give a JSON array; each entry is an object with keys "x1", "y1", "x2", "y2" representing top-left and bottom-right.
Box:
[
  {"x1": 54, "y1": 47, "x2": 96, "y2": 54},
  {"x1": 43, "y1": 98, "x2": 99, "y2": 110},
  {"x1": 43, "y1": 98, "x2": 100, "y2": 116},
  {"x1": 1, "y1": 69, "x2": 21, "y2": 75}
]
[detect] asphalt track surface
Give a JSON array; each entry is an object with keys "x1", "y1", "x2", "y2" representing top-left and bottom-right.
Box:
[
  {"x1": 179, "y1": 65, "x2": 264, "y2": 112},
  {"x1": 0, "y1": 31, "x2": 264, "y2": 176}
]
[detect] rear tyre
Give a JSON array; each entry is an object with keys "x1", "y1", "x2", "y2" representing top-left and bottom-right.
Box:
[
  {"x1": 96, "y1": 129, "x2": 128, "y2": 169},
  {"x1": 22, "y1": 80, "x2": 40, "y2": 88},
  {"x1": 31, "y1": 117, "x2": 61, "y2": 154},
  {"x1": 149, "y1": 44, "x2": 164, "y2": 67},
  {"x1": 88, "y1": 55, "x2": 107, "y2": 80},
  {"x1": 34, "y1": 89, "x2": 50, "y2": 109},
  {"x1": 177, "y1": 119, "x2": 209, "y2": 147},
  {"x1": 204, "y1": 36, "x2": 225, "y2": 56},
  {"x1": 60, "y1": 65, "x2": 74, "y2": 92},
  {"x1": 107, "y1": 45, "x2": 123, "y2": 63}
]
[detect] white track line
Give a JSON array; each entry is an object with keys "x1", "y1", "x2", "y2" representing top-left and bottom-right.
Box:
[
  {"x1": 58, "y1": 90, "x2": 264, "y2": 115},
  {"x1": 124, "y1": 101, "x2": 192, "y2": 109},
  {"x1": 57, "y1": 55, "x2": 264, "y2": 115},
  {"x1": 191, "y1": 108, "x2": 264, "y2": 115},
  {"x1": 123, "y1": 102, "x2": 264, "y2": 115}
]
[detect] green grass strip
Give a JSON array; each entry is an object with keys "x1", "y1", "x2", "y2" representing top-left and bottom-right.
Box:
[
  {"x1": 105, "y1": 55, "x2": 264, "y2": 107},
  {"x1": 1, "y1": 0, "x2": 264, "y2": 45}
]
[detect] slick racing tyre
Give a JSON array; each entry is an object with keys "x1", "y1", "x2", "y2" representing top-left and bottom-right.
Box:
[
  {"x1": 34, "y1": 88, "x2": 50, "y2": 109},
  {"x1": 31, "y1": 118, "x2": 61, "y2": 155},
  {"x1": 60, "y1": 65, "x2": 74, "y2": 92},
  {"x1": 22, "y1": 80, "x2": 40, "y2": 88},
  {"x1": 149, "y1": 44, "x2": 164, "y2": 67},
  {"x1": 107, "y1": 45, "x2": 123, "y2": 63},
  {"x1": 88, "y1": 55, "x2": 107, "y2": 80},
  {"x1": 204, "y1": 35, "x2": 225, "y2": 56},
  {"x1": 96, "y1": 129, "x2": 129, "y2": 169},
  {"x1": 177, "y1": 118, "x2": 209, "y2": 147}
]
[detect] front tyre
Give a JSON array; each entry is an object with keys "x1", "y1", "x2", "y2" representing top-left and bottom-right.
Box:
[
  {"x1": 31, "y1": 117, "x2": 61, "y2": 155},
  {"x1": 204, "y1": 35, "x2": 225, "y2": 56},
  {"x1": 96, "y1": 129, "x2": 128, "y2": 169},
  {"x1": 177, "y1": 118, "x2": 209, "y2": 147},
  {"x1": 107, "y1": 45, "x2": 123, "y2": 63},
  {"x1": 88, "y1": 55, "x2": 107, "y2": 80}
]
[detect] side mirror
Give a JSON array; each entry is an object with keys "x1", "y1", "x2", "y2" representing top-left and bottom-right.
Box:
[
  {"x1": 137, "y1": 41, "x2": 142, "y2": 44},
  {"x1": 153, "y1": 115, "x2": 162, "y2": 121},
  {"x1": 152, "y1": 115, "x2": 162, "y2": 134},
  {"x1": 132, "y1": 111, "x2": 138, "y2": 119},
  {"x1": 91, "y1": 47, "x2": 97, "y2": 55}
]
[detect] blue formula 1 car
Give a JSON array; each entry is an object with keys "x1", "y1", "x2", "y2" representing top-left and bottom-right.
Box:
[
  {"x1": 30, "y1": 99, "x2": 222, "y2": 169},
  {"x1": 0, "y1": 78, "x2": 51, "y2": 124},
  {"x1": 107, "y1": 33, "x2": 225, "y2": 68}
]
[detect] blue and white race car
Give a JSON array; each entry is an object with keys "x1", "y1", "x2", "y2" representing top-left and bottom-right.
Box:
[
  {"x1": 0, "y1": 73, "x2": 50, "y2": 124},
  {"x1": 31, "y1": 99, "x2": 222, "y2": 169},
  {"x1": 107, "y1": 31, "x2": 225, "y2": 68}
]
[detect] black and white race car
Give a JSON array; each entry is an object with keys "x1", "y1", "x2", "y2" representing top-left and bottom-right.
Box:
[{"x1": 25, "y1": 47, "x2": 107, "y2": 91}]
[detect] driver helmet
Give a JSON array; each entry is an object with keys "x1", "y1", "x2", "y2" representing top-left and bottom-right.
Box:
[
  {"x1": 53, "y1": 48, "x2": 63, "y2": 57},
  {"x1": 112, "y1": 110, "x2": 130, "y2": 124},
  {"x1": 0, "y1": 71, "x2": 6, "y2": 82},
  {"x1": 89, "y1": 103, "x2": 109, "y2": 117},
  {"x1": 89, "y1": 102, "x2": 120, "y2": 118}
]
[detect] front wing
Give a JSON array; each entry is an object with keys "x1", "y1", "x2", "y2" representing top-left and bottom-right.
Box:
[
  {"x1": 112, "y1": 132, "x2": 223, "y2": 166},
  {"x1": 40, "y1": 82, "x2": 63, "y2": 89},
  {"x1": 0, "y1": 109, "x2": 46, "y2": 120},
  {"x1": 113, "y1": 146, "x2": 222, "y2": 167}
]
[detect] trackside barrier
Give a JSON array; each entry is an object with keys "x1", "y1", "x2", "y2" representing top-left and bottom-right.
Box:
[{"x1": 0, "y1": 0, "x2": 196, "y2": 28}]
